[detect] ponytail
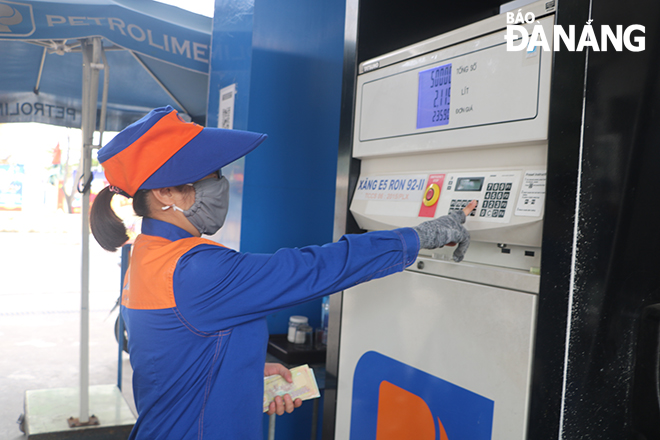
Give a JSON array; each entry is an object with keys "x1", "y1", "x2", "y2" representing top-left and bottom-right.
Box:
[
  {"x1": 90, "y1": 186, "x2": 130, "y2": 252},
  {"x1": 132, "y1": 189, "x2": 150, "y2": 217}
]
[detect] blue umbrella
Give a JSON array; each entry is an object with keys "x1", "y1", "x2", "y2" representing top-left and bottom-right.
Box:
[
  {"x1": 0, "y1": 0, "x2": 211, "y2": 128},
  {"x1": 0, "y1": 0, "x2": 211, "y2": 428}
]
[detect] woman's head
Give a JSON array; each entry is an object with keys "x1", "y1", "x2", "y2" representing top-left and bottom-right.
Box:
[{"x1": 89, "y1": 106, "x2": 267, "y2": 251}]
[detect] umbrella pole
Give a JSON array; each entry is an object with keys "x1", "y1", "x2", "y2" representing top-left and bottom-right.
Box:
[
  {"x1": 75, "y1": 37, "x2": 102, "y2": 426},
  {"x1": 20, "y1": 36, "x2": 134, "y2": 437}
]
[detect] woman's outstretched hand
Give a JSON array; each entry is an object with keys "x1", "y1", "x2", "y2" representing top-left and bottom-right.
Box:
[{"x1": 413, "y1": 200, "x2": 477, "y2": 262}]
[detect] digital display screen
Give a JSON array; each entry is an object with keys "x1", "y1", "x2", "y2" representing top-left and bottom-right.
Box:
[
  {"x1": 455, "y1": 177, "x2": 484, "y2": 192},
  {"x1": 417, "y1": 63, "x2": 452, "y2": 129}
]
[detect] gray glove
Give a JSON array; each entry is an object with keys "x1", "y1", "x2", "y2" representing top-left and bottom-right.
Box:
[{"x1": 413, "y1": 210, "x2": 470, "y2": 262}]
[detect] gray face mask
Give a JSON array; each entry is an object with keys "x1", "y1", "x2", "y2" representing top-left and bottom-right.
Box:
[{"x1": 181, "y1": 176, "x2": 230, "y2": 235}]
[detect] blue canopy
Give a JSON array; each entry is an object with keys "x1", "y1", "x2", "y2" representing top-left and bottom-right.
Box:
[{"x1": 0, "y1": 0, "x2": 211, "y2": 129}]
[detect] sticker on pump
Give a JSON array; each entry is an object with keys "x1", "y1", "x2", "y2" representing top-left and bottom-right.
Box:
[
  {"x1": 353, "y1": 174, "x2": 428, "y2": 203},
  {"x1": 418, "y1": 174, "x2": 445, "y2": 217},
  {"x1": 515, "y1": 170, "x2": 546, "y2": 217},
  {"x1": 350, "y1": 351, "x2": 494, "y2": 440}
]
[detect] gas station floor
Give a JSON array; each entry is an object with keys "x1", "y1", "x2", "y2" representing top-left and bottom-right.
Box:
[{"x1": 0, "y1": 227, "x2": 137, "y2": 439}]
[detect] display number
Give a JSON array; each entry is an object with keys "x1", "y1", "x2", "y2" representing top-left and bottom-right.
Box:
[{"x1": 417, "y1": 63, "x2": 452, "y2": 129}]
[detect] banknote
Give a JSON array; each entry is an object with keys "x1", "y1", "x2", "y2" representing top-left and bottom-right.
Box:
[{"x1": 263, "y1": 364, "x2": 320, "y2": 412}]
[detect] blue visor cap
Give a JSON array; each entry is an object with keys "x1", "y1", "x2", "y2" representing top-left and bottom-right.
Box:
[{"x1": 98, "y1": 106, "x2": 267, "y2": 196}]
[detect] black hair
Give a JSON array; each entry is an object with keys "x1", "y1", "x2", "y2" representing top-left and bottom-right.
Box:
[
  {"x1": 132, "y1": 189, "x2": 151, "y2": 217},
  {"x1": 89, "y1": 187, "x2": 150, "y2": 252}
]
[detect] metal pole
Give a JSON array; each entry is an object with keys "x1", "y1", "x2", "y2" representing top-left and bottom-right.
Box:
[
  {"x1": 98, "y1": 48, "x2": 109, "y2": 146},
  {"x1": 117, "y1": 244, "x2": 131, "y2": 390},
  {"x1": 79, "y1": 39, "x2": 91, "y2": 425},
  {"x1": 33, "y1": 47, "x2": 47, "y2": 94},
  {"x1": 311, "y1": 399, "x2": 319, "y2": 440},
  {"x1": 268, "y1": 414, "x2": 276, "y2": 440},
  {"x1": 78, "y1": 37, "x2": 101, "y2": 425}
]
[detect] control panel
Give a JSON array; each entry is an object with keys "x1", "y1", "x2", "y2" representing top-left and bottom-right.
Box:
[
  {"x1": 443, "y1": 171, "x2": 519, "y2": 222},
  {"x1": 351, "y1": 167, "x2": 545, "y2": 246}
]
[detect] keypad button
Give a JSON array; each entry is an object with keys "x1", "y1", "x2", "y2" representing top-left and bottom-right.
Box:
[
  {"x1": 494, "y1": 201, "x2": 501, "y2": 208},
  {"x1": 491, "y1": 210, "x2": 499, "y2": 217},
  {"x1": 485, "y1": 192, "x2": 491, "y2": 200},
  {"x1": 480, "y1": 209, "x2": 487, "y2": 217},
  {"x1": 450, "y1": 200, "x2": 456, "y2": 208},
  {"x1": 488, "y1": 200, "x2": 495, "y2": 209},
  {"x1": 505, "y1": 183, "x2": 512, "y2": 191},
  {"x1": 503, "y1": 192, "x2": 510, "y2": 200},
  {"x1": 498, "y1": 210, "x2": 505, "y2": 218},
  {"x1": 487, "y1": 183, "x2": 493, "y2": 191},
  {"x1": 501, "y1": 201, "x2": 508, "y2": 209},
  {"x1": 498, "y1": 183, "x2": 505, "y2": 191},
  {"x1": 497, "y1": 192, "x2": 504, "y2": 200}
]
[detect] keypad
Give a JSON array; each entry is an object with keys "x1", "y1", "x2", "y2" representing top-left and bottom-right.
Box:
[
  {"x1": 448, "y1": 199, "x2": 478, "y2": 216},
  {"x1": 479, "y1": 181, "x2": 512, "y2": 218},
  {"x1": 447, "y1": 180, "x2": 513, "y2": 219}
]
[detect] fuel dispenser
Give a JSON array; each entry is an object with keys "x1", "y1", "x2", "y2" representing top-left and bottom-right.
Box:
[
  {"x1": 324, "y1": 0, "x2": 660, "y2": 437},
  {"x1": 331, "y1": 3, "x2": 555, "y2": 439}
]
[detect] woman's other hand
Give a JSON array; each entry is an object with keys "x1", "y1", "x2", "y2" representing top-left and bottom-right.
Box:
[{"x1": 264, "y1": 362, "x2": 303, "y2": 415}]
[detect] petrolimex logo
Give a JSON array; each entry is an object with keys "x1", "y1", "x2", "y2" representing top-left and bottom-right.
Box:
[
  {"x1": 505, "y1": 10, "x2": 645, "y2": 52},
  {"x1": 350, "y1": 352, "x2": 494, "y2": 440},
  {"x1": 0, "y1": 1, "x2": 34, "y2": 36}
]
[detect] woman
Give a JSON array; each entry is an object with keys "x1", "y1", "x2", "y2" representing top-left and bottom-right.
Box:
[{"x1": 90, "y1": 106, "x2": 474, "y2": 439}]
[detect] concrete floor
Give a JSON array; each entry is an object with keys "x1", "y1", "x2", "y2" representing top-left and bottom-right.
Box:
[{"x1": 0, "y1": 227, "x2": 136, "y2": 439}]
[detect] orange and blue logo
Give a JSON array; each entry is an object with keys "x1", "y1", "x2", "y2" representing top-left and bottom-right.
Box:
[{"x1": 350, "y1": 352, "x2": 494, "y2": 439}]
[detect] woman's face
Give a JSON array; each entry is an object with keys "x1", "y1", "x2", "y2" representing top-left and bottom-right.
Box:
[{"x1": 172, "y1": 172, "x2": 220, "y2": 210}]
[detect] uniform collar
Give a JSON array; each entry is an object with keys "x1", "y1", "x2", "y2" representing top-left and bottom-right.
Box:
[{"x1": 141, "y1": 217, "x2": 195, "y2": 241}]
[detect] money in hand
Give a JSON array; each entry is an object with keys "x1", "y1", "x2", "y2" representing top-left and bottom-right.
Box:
[{"x1": 263, "y1": 364, "x2": 320, "y2": 412}]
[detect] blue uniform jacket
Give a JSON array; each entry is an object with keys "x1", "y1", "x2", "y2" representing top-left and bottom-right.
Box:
[{"x1": 121, "y1": 217, "x2": 420, "y2": 439}]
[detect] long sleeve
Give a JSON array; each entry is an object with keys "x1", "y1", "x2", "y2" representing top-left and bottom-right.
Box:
[{"x1": 173, "y1": 228, "x2": 420, "y2": 331}]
